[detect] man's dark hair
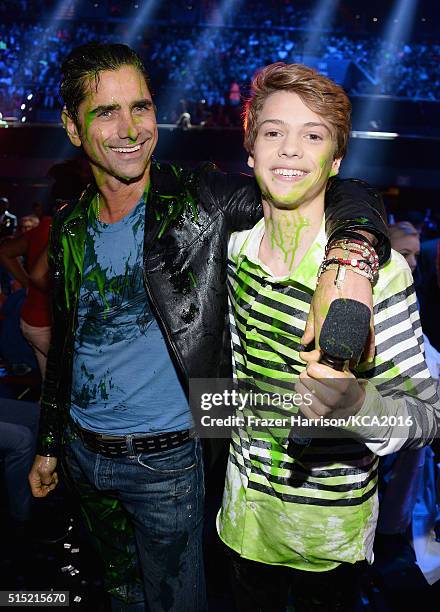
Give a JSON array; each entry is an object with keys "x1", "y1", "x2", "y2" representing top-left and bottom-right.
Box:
[{"x1": 60, "y1": 42, "x2": 151, "y2": 128}]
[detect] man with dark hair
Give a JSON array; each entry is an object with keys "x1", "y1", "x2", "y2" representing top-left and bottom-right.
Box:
[{"x1": 28, "y1": 43, "x2": 389, "y2": 611}]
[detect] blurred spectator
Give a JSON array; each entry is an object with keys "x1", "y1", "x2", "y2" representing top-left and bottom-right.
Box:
[
  {"x1": 389, "y1": 221, "x2": 440, "y2": 379},
  {"x1": 0, "y1": 197, "x2": 17, "y2": 239},
  {"x1": 416, "y1": 236, "x2": 440, "y2": 353},
  {"x1": 31, "y1": 201, "x2": 45, "y2": 220},
  {"x1": 0, "y1": 198, "x2": 17, "y2": 297},
  {"x1": 0, "y1": 17, "x2": 439, "y2": 123},
  {"x1": 0, "y1": 288, "x2": 37, "y2": 374},
  {"x1": 0, "y1": 216, "x2": 52, "y2": 378},
  {"x1": 176, "y1": 111, "x2": 191, "y2": 128},
  {"x1": 377, "y1": 221, "x2": 440, "y2": 586},
  {"x1": 19, "y1": 215, "x2": 40, "y2": 234},
  {"x1": 389, "y1": 221, "x2": 420, "y2": 273},
  {"x1": 228, "y1": 81, "x2": 241, "y2": 106},
  {"x1": 0, "y1": 399, "x2": 40, "y2": 532}
]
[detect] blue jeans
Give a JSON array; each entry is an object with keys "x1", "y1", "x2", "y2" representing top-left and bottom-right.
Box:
[
  {"x1": 63, "y1": 435, "x2": 206, "y2": 612},
  {"x1": 0, "y1": 399, "x2": 40, "y2": 521}
]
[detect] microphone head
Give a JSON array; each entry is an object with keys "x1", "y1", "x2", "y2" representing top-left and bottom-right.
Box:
[{"x1": 319, "y1": 298, "x2": 371, "y2": 362}]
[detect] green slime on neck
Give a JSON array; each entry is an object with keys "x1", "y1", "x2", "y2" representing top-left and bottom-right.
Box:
[{"x1": 267, "y1": 212, "x2": 310, "y2": 271}]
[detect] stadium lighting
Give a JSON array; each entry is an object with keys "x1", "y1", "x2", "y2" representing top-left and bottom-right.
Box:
[
  {"x1": 52, "y1": 0, "x2": 78, "y2": 20},
  {"x1": 302, "y1": 0, "x2": 341, "y2": 57},
  {"x1": 155, "y1": 0, "x2": 243, "y2": 122},
  {"x1": 344, "y1": 0, "x2": 418, "y2": 177},
  {"x1": 16, "y1": 0, "x2": 80, "y2": 122},
  {"x1": 122, "y1": 0, "x2": 159, "y2": 45},
  {"x1": 351, "y1": 131, "x2": 399, "y2": 140}
]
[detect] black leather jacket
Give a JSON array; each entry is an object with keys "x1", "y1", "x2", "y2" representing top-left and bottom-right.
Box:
[{"x1": 37, "y1": 161, "x2": 389, "y2": 455}]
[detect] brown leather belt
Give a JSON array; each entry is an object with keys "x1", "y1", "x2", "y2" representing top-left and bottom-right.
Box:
[{"x1": 71, "y1": 420, "x2": 192, "y2": 458}]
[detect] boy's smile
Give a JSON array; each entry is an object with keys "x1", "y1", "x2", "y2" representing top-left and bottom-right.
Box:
[{"x1": 248, "y1": 91, "x2": 341, "y2": 210}]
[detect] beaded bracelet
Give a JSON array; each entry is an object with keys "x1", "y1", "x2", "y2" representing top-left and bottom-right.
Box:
[
  {"x1": 326, "y1": 256, "x2": 372, "y2": 269},
  {"x1": 325, "y1": 240, "x2": 379, "y2": 281},
  {"x1": 318, "y1": 261, "x2": 375, "y2": 288},
  {"x1": 326, "y1": 238, "x2": 379, "y2": 272},
  {"x1": 326, "y1": 239, "x2": 375, "y2": 260},
  {"x1": 319, "y1": 255, "x2": 374, "y2": 279},
  {"x1": 327, "y1": 238, "x2": 378, "y2": 261},
  {"x1": 318, "y1": 257, "x2": 374, "y2": 279}
]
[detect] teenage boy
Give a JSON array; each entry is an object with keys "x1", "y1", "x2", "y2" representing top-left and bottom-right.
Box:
[{"x1": 218, "y1": 63, "x2": 439, "y2": 611}]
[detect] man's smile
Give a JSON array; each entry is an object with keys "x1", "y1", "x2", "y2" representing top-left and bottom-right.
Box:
[{"x1": 108, "y1": 142, "x2": 144, "y2": 154}]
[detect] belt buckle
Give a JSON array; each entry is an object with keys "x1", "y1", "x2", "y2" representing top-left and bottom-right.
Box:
[
  {"x1": 79, "y1": 427, "x2": 128, "y2": 457},
  {"x1": 99, "y1": 433, "x2": 125, "y2": 443}
]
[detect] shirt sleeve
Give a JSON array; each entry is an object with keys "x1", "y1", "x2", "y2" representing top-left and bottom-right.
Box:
[{"x1": 344, "y1": 255, "x2": 440, "y2": 454}]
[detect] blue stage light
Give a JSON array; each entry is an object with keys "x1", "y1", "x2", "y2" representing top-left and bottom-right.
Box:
[
  {"x1": 302, "y1": 0, "x2": 341, "y2": 58},
  {"x1": 122, "y1": 0, "x2": 159, "y2": 45},
  {"x1": 155, "y1": 0, "x2": 244, "y2": 122},
  {"x1": 344, "y1": 0, "x2": 418, "y2": 177}
]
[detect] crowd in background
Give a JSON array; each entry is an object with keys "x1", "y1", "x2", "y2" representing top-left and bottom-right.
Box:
[
  {"x1": 0, "y1": 2, "x2": 440, "y2": 601},
  {"x1": 0, "y1": 8, "x2": 439, "y2": 124}
]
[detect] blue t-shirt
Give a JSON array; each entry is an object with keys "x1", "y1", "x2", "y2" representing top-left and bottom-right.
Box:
[{"x1": 70, "y1": 198, "x2": 192, "y2": 435}]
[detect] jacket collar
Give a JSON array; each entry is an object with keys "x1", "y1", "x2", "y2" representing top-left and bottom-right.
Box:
[
  {"x1": 59, "y1": 183, "x2": 97, "y2": 310},
  {"x1": 64, "y1": 160, "x2": 184, "y2": 227},
  {"x1": 59, "y1": 161, "x2": 181, "y2": 308},
  {"x1": 146, "y1": 160, "x2": 200, "y2": 243},
  {"x1": 150, "y1": 160, "x2": 184, "y2": 199},
  {"x1": 63, "y1": 183, "x2": 96, "y2": 227}
]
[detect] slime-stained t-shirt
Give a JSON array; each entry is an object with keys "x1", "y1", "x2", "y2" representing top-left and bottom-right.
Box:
[
  {"x1": 70, "y1": 197, "x2": 192, "y2": 435},
  {"x1": 217, "y1": 216, "x2": 438, "y2": 572}
]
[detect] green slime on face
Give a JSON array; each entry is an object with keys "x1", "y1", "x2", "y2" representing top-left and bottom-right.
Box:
[
  {"x1": 254, "y1": 152, "x2": 337, "y2": 271},
  {"x1": 266, "y1": 172, "x2": 314, "y2": 204},
  {"x1": 81, "y1": 72, "x2": 151, "y2": 184},
  {"x1": 81, "y1": 109, "x2": 110, "y2": 186},
  {"x1": 256, "y1": 151, "x2": 336, "y2": 205}
]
